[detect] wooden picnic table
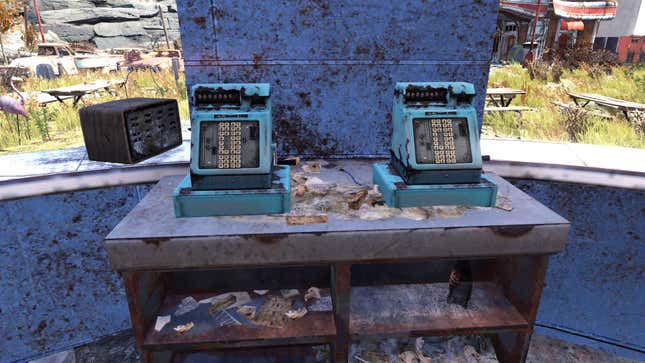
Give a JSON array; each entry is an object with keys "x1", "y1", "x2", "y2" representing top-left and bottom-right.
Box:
[
  {"x1": 486, "y1": 88, "x2": 526, "y2": 107},
  {"x1": 567, "y1": 92, "x2": 645, "y2": 122},
  {"x1": 43, "y1": 79, "x2": 125, "y2": 106}
]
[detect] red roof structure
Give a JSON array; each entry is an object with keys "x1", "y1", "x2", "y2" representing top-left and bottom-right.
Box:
[{"x1": 553, "y1": 0, "x2": 618, "y2": 20}]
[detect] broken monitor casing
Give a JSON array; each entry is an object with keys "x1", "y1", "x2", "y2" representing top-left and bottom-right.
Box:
[
  {"x1": 173, "y1": 83, "x2": 291, "y2": 217},
  {"x1": 374, "y1": 82, "x2": 497, "y2": 208}
]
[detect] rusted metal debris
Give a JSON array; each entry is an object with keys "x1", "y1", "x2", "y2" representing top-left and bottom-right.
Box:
[
  {"x1": 208, "y1": 295, "x2": 236, "y2": 316},
  {"x1": 347, "y1": 189, "x2": 369, "y2": 210},
  {"x1": 236, "y1": 305, "x2": 257, "y2": 320},
  {"x1": 253, "y1": 296, "x2": 293, "y2": 328}
]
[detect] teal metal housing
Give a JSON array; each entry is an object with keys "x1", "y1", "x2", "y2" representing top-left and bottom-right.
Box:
[
  {"x1": 390, "y1": 82, "x2": 482, "y2": 184},
  {"x1": 189, "y1": 83, "x2": 272, "y2": 176},
  {"x1": 373, "y1": 163, "x2": 497, "y2": 208},
  {"x1": 174, "y1": 83, "x2": 291, "y2": 217},
  {"x1": 173, "y1": 165, "x2": 291, "y2": 217}
]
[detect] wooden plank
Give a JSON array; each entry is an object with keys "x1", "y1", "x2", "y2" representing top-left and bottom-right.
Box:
[
  {"x1": 349, "y1": 282, "x2": 528, "y2": 338},
  {"x1": 567, "y1": 92, "x2": 645, "y2": 110},
  {"x1": 486, "y1": 88, "x2": 526, "y2": 96},
  {"x1": 142, "y1": 291, "x2": 336, "y2": 351},
  {"x1": 485, "y1": 106, "x2": 535, "y2": 112}
]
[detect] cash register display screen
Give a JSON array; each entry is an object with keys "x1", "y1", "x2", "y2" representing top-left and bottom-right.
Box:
[
  {"x1": 199, "y1": 121, "x2": 260, "y2": 169},
  {"x1": 413, "y1": 118, "x2": 472, "y2": 164}
]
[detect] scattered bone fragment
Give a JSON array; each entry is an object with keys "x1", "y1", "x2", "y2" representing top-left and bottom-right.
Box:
[
  {"x1": 347, "y1": 189, "x2": 369, "y2": 210},
  {"x1": 281, "y1": 289, "x2": 300, "y2": 298},
  {"x1": 397, "y1": 350, "x2": 433, "y2": 363},
  {"x1": 174, "y1": 296, "x2": 199, "y2": 316},
  {"x1": 286, "y1": 214, "x2": 328, "y2": 225},
  {"x1": 253, "y1": 290, "x2": 269, "y2": 296},
  {"x1": 236, "y1": 305, "x2": 257, "y2": 320},
  {"x1": 254, "y1": 296, "x2": 293, "y2": 328},
  {"x1": 295, "y1": 184, "x2": 308, "y2": 197},
  {"x1": 154, "y1": 315, "x2": 171, "y2": 332},
  {"x1": 304, "y1": 287, "x2": 321, "y2": 302},
  {"x1": 285, "y1": 307, "x2": 308, "y2": 320},
  {"x1": 302, "y1": 162, "x2": 321, "y2": 173},
  {"x1": 291, "y1": 172, "x2": 308, "y2": 185},
  {"x1": 173, "y1": 322, "x2": 194, "y2": 334}
]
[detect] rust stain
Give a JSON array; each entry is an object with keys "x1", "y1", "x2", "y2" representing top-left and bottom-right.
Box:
[
  {"x1": 193, "y1": 16, "x2": 207, "y2": 29},
  {"x1": 394, "y1": 182, "x2": 408, "y2": 190},
  {"x1": 243, "y1": 234, "x2": 289, "y2": 244},
  {"x1": 490, "y1": 225, "x2": 534, "y2": 237}
]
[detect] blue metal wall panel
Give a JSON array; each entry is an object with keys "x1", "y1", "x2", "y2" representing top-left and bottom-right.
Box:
[
  {"x1": 185, "y1": 63, "x2": 490, "y2": 157},
  {"x1": 0, "y1": 185, "x2": 152, "y2": 363},
  {"x1": 177, "y1": 0, "x2": 499, "y2": 156},
  {"x1": 0, "y1": 179, "x2": 643, "y2": 361},
  {"x1": 509, "y1": 180, "x2": 645, "y2": 361}
]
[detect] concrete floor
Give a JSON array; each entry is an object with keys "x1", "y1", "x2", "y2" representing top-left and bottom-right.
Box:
[{"x1": 29, "y1": 330, "x2": 641, "y2": 363}]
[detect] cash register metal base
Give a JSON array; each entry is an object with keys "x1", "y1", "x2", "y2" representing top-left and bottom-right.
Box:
[
  {"x1": 373, "y1": 163, "x2": 497, "y2": 208},
  {"x1": 173, "y1": 165, "x2": 291, "y2": 217}
]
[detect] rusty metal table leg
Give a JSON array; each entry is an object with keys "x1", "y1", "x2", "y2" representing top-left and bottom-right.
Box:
[
  {"x1": 123, "y1": 271, "x2": 169, "y2": 363},
  {"x1": 331, "y1": 263, "x2": 351, "y2": 363},
  {"x1": 490, "y1": 255, "x2": 549, "y2": 363}
]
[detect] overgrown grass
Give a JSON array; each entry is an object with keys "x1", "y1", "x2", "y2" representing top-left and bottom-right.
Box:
[
  {"x1": 0, "y1": 69, "x2": 190, "y2": 154},
  {"x1": 2, "y1": 64, "x2": 644, "y2": 154},
  {"x1": 485, "y1": 63, "x2": 645, "y2": 148}
]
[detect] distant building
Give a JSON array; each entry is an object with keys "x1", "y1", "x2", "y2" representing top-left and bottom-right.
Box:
[
  {"x1": 595, "y1": 0, "x2": 645, "y2": 63},
  {"x1": 493, "y1": 0, "x2": 618, "y2": 63}
]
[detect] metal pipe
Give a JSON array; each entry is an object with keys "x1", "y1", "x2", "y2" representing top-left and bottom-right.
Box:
[{"x1": 33, "y1": 0, "x2": 45, "y2": 42}]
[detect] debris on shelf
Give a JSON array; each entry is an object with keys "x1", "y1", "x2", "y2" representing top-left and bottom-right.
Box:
[
  {"x1": 292, "y1": 172, "x2": 308, "y2": 185},
  {"x1": 302, "y1": 161, "x2": 322, "y2": 173},
  {"x1": 295, "y1": 184, "x2": 308, "y2": 197},
  {"x1": 305, "y1": 286, "x2": 321, "y2": 302},
  {"x1": 279, "y1": 156, "x2": 300, "y2": 166},
  {"x1": 308, "y1": 295, "x2": 333, "y2": 312},
  {"x1": 208, "y1": 295, "x2": 236, "y2": 316},
  {"x1": 286, "y1": 214, "x2": 329, "y2": 225},
  {"x1": 254, "y1": 296, "x2": 293, "y2": 328},
  {"x1": 154, "y1": 315, "x2": 171, "y2": 332},
  {"x1": 305, "y1": 176, "x2": 337, "y2": 194},
  {"x1": 285, "y1": 307, "x2": 308, "y2": 320},
  {"x1": 400, "y1": 207, "x2": 432, "y2": 221},
  {"x1": 347, "y1": 189, "x2": 369, "y2": 210},
  {"x1": 174, "y1": 296, "x2": 199, "y2": 316},
  {"x1": 397, "y1": 350, "x2": 433, "y2": 363},
  {"x1": 173, "y1": 322, "x2": 194, "y2": 334},
  {"x1": 198, "y1": 291, "x2": 251, "y2": 308},
  {"x1": 253, "y1": 289, "x2": 269, "y2": 296},
  {"x1": 236, "y1": 305, "x2": 257, "y2": 320},
  {"x1": 281, "y1": 289, "x2": 300, "y2": 298}
]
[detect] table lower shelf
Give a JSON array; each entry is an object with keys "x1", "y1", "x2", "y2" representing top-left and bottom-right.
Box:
[
  {"x1": 142, "y1": 291, "x2": 336, "y2": 351},
  {"x1": 350, "y1": 282, "x2": 528, "y2": 338}
]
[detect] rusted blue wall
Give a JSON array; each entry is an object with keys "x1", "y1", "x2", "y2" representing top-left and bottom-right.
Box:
[
  {"x1": 177, "y1": 0, "x2": 499, "y2": 157},
  {"x1": 1, "y1": 179, "x2": 643, "y2": 362},
  {"x1": 0, "y1": 184, "x2": 152, "y2": 363}
]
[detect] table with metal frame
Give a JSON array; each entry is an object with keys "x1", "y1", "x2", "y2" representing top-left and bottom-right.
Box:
[
  {"x1": 105, "y1": 160, "x2": 569, "y2": 363},
  {"x1": 486, "y1": 88, "x2": 527, "y2": 108}
]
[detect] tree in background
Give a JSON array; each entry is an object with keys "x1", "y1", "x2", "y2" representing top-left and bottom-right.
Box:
[{"x1": 0, "y1": 0, "x2": 22, "y2": 64}]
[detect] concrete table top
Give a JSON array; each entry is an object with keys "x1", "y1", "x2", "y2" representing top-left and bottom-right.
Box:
[{"x1": 105, "y1": 160, "x2": 569, "y2": 271}]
